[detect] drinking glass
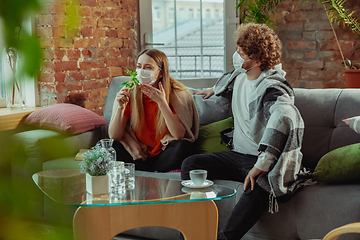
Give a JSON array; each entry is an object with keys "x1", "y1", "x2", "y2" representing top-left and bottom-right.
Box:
[
  {"x1": 110, "y1": 161, "x2": 125, "y2": 195},
  {"x1": 124, "y1": 163, "x2": 135, "y2": 189}
]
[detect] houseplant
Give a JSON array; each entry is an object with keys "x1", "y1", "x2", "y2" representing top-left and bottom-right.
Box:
[
  {"x1": 80, "y1": 144, "x2": 115, "y2": 195},
  {"x1": 319, "y1": 0, "x2": 360, "y2": 88}
]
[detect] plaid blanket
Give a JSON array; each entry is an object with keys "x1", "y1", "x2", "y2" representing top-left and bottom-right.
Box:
[{"x1": 215, "y1": 67, "x2": 310, "y2": 203}]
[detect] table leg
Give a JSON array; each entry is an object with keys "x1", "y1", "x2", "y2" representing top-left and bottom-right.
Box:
[{"x1": 73, "y1": 200, "x2": 218, "y2": 240}]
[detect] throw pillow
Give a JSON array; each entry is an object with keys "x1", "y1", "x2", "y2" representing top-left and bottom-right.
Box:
[
  {"x1": 195, "y1": 117, "x2": 234, "y2": 154},
  {"x1": 24, "y1": 103, "x2": 106, "y2": 135},
  {"x1": 343, "y1": 116, "x2": 360, "y2": 134},
  {"x1": 313, "y1": 143, "x2": 360, "y2": 183}
]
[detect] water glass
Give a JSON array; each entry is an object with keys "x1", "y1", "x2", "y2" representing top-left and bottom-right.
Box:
[
  {"x1": 110, "y1": 161, "x2": 125, "y2": 195},
  {"x1": 124, "y1": 163, "x2": 135, "y2": 189}
]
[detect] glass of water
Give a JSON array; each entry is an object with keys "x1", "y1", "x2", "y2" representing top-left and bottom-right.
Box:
[
  {"x1": 110, "y1": 161, "x2": 125, "y2": 195},
  {"x1": 124, "y1": 163, "x2": 135, "y2": 190}
]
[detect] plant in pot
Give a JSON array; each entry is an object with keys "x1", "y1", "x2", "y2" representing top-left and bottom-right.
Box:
[
  {"x1": 80, "y1": 144, "x2": 115, "y2": 195},
  {"x1": 320, "y1": 0, "x2": 360, "y2": 88}
]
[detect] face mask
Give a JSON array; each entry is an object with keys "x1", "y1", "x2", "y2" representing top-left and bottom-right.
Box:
[
  {"x1": 232, "y1": 51, "x2": 253, "y2": 73},
  {"x1": 136, "y1": 69, "x2": 158, "y2": 85}
]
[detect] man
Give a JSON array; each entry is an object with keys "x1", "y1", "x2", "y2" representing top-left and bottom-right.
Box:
[{"x1": 181, "y1": 23, "x2": 305, "y2": 239}]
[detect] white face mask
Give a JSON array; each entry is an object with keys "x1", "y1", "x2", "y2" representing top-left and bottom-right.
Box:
[
  {"x1": 136, "y1": 68, "x2": 158, "y2": 85},
  {"x1": 232, "y1": 51, "x2": 254, "y2": 73}
]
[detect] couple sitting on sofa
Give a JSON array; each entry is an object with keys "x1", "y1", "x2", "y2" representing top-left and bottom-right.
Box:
[{"x1": 109, "y1": 22, "x2": 309, "y2": 240}]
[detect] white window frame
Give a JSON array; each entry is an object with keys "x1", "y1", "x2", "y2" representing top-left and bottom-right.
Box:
[
  {"x1": 0, "y1": 17, "x2": 37, "y2": 108},
  {"x1": 138, "y1": 0, "x2": 237, "y2": 88}
]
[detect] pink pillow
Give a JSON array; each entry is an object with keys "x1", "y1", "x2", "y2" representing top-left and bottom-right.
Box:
[{"x1": 25, "y1": 103, "x2": 106, "y2": 134}]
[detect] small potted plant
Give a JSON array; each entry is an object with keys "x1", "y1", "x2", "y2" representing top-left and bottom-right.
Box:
[
  {"x1": 80, "y1": 144, "x2": 115, "y2": 195},
  {"x1": 344, "y1": 53, "x2": 360, "y2": 88}
]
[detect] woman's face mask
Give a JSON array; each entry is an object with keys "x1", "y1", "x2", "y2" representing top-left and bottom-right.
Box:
[
  {"x1": 136, "y1": 68, "x2": 159, "y2": 85},
  {"x1": 232, "y1": 51, "x2": 255, "y2": 73}
]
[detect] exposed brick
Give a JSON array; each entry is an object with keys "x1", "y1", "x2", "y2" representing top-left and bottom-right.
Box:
[
  {"x1": 69, "y1": 71, "x2": 86, "y2": 81},
  {"x1": 42, "y1": 49, "x2": 55, "y2": 60},
  {"x1": 55, "y1": 49, "x2": 66, "y2": 60},
  {"x1": 84, "y1": 100, "x2": 98, "y2": 110},
  {"x1": 39, "y1": 72, "x2": 54, "y2": 82},
  {"x1": 118, "y1": 29, "x2": 134, "y2": 39},
  {"x1": 53, "y1": 4, "x2": 65, "y2": 14},
  {"x1": 83, "y1": 79, "x2": 108, "y2": 90},
  {"x1": 102, "y1": 0, "x2": 122, "y2": 7},
  {"x1": 123, "y1": 19, "x2": 136, "y2": 29},
  {"x1": 79, "y1": 7, "x2": 91, "y2": 17},
  {"x1": 320, "y1": 39, "x2": 353, "y2": 51},
  {"x1": 74, "y1": 38, "x2": 99, "y2": 48},
  {"x1": 305, "y1": 51, "x2": 317, "y2": 58},
  {"x1": 109, "y1": 39, "x2": 123, "y2": 47},
  {"x1": 108, "y1": 49, "x2": 120, "y2": 57},
  {"x1": 36, "y1": 15, "x2": 53, "y2": 26},
  {"x1": 98, "y1": 18, "x2": 122, "y2": 28},
  {"x1": 81, "y1": 27, "x2": 93, "y2": 37},
  {"x1": 120, "y1": 49, "x2": 136, "y2": 58},
  {"x1": 108, "y1": 67, "x2": 123, "y2": 77},
  {"x1": 318, "y1": 70, "x2": 338, "y2": 81},
  {"x1": 304, "y1": 21, "x2": 331, "y2": 31},
  {"x1": 55, "y1": 72, "x2": 66, "y2": 82},
  {"x1": 54, "y1": 38, "x2": 74, "y2": 48},
  {"x1": 36, "y1": 27, "x2": 53, "y2": 37},
  {"x1": 123, "y1": 39, "x2": 136, "y2": 48},
  {"x1": 68, "y1": 49, "x2": 81, "y2": 60},
  {"x1": 295, "y1": 60, "x2": 324, "y2": 69},
  {"x1": 288, "y1": 41, "x2": 316, "y2": 50},
  {"x1": 105, "y1": 57, "x2": 127, "y2": 67},
  {"x1": 42, "y1": 60, "x2": 55, "y2": 73},
  {"x1": 98, "y1": 68, "x2": 110, "y2": 79},
  {"x1": 78, "y1": 0, "x2": 97, "y2": 7},
  {"x1": 39, "y1": 38, "x2": 54, "y2": 48},
  {"x1": 301, "y1": 70, "x2": 318, "y2": 79},
  {"x1": 106, "y1": 29, "x2": 118, "y2": 38},
  {"x1": 81, "y1": 17, "x2": 97, "y2": 27},
  {"x1": 84, "y1": 69, "x2": 99, "y2": 79},
  {"x1": 94, "y1": 29, "x2": 106, "y2": 37},
  {"x1": 79, "y1": 59, "x2": 105, "y2": 70},
  {"x1": 53, "y1": 16, "x2": 67, "y2": 27},
  {"x1": 55, "y1": 60, "x2": 78, "y2": 71},
  {"x1": 82, "y1": 49, "x2": 93, "y2": 58},
  {"x1": 53, "y1": 27, "x2": 66, "y2": 38},
  {"x1": 103, "y1": 8, "x2": 122, "y2": 18},
  {"x1": 92, "y1": 7, "x2": 102, "y2": 17}
]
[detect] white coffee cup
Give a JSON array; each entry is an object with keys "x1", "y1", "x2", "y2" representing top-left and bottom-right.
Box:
[{"x1": 190, "y1": 169, "x2": 207, "y2": 186}]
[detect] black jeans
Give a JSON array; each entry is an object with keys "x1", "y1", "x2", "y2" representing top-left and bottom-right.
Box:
[
  {"x1": 181, "y1": 151, "x2": 269, "y2": 240},
  {"x1": 112, "y1": 139, "x2": 195, "y2": 172}
]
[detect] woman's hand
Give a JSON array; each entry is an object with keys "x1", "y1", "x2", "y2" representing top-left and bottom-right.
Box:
[
  {"x1": 116, "y1": 87, "x2": 130, "y2": 109},
  {"x1": 244, "y1": 166, "x2": 266, "y2": 191},
  {"x1": 140, "y1": 82, "x2": 167, "y2": 105},
  {"x1": 194, "y1": 87, "x2": 214, "y2": 99}
]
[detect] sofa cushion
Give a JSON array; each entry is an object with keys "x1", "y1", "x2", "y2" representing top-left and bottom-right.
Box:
[
  {"x1": 313, "y1": 143, "x2": 360, "y2": 183},
  {"x1": 195, "y1": 117, "x2": 234, "y2": 154},
  {"x1": 24, "y1": 103, "x2": 106, "y2": 135}
]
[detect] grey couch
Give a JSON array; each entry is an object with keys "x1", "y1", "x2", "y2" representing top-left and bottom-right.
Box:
[{"x1": 11, "y1": 76, "x2": 360, "y2": 240}]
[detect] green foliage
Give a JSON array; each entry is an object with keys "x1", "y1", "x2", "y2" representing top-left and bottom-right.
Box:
[
  {"x1": 80, "y1": 145, "x2": 115, "y2": 176},
  {"x1": 319, "y1": 0, "x2": 360, "y2": 40},
  {"x1": 235, "y1": 0, "x2": 283, "y2": 26},
  {"x1": 120, "y1": 69, "x2": 140, "y2": 91},
  {"x1": 345, "y1": 52, "x2": 360, "y2": 69}
]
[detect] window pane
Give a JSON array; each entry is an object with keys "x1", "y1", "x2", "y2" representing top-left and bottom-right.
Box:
[
  {"x1": 152, "y1": 0, "x2": 225, "y2": 79},
  {"x1": 0, "y1": 52, "x2": 5, "y2": 98}
]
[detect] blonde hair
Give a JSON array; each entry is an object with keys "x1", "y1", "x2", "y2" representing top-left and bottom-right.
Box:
[{"x1": 130, "y1": 49, "x2": 190, "y2": 138}]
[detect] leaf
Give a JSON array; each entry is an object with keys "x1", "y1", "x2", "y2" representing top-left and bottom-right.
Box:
[{"x1": 119, "y1": 69, "x2": 139, "y2": 91}]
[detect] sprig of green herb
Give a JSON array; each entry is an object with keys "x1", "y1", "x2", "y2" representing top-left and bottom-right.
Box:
[{"x1": 120, "y1": 69, "x2": 139, "y2": 91}]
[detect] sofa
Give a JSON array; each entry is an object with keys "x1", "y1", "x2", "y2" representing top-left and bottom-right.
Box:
[{"x1": 10, "y1": 76, "x2": 360, "y2": 240}]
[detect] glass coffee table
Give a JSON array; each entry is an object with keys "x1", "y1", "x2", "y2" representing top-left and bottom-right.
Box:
[{"x1": 33, "y1": 169, "x2": 236, "y2": 240}]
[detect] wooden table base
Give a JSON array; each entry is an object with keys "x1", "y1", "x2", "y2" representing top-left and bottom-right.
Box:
[{"x1": 73, "y1": 200, "x2": 219, "y2": 240}]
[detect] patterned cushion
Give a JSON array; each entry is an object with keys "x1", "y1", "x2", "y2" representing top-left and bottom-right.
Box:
[{"x1": 25, "y1": 103, "x2": 106, "y2": 135}]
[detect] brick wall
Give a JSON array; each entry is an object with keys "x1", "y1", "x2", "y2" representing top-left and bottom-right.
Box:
[
  {"x1": 36, "y1": 0, "x2": 137, "y2": 115},
  {"x1": 274, "y1": 0, "x2": 360, "y2": 88},
  {"x1": 35, "y1": 0, "x2": 360, "y2": 115}
]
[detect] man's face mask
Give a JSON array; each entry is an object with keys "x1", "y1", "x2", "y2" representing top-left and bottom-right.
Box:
[
  {"x1": 232, "y1": 51, "x2": 255, "y2": 73},
  {"x1": 136, "y1": 68, "x2": 159, "y2": 85}
]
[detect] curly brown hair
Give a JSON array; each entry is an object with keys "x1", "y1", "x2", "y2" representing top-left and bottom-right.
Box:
[{"x1": 235, "y1": 23, "x2": 282, "y2": 71}]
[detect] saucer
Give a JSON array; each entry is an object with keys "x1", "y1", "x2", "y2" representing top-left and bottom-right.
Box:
[{"x1": 181, "y1": 180, "x2": 214, "y2": 189}]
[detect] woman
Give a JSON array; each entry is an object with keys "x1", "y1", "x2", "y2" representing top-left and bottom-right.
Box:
[{"x1": 108, "y1": 49, "x2": 199, "y2": 172}]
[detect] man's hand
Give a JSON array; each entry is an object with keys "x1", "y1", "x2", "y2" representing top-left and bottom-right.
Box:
[
  {"x1": 194, "y1": 88, "x2": 214, "y2": 99},
  {"x1": 244, "y1": 166, "x2": 266, "y2": 191}
]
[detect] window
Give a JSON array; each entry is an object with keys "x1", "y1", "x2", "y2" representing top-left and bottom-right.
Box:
[
  {"x1": 0, "y1": 53, "x2": 5, "y2": 107},
  {"x1": 189, "y1": 9, "x2": 194, "y2": 19},
  {"x1": 138, "y1": 0, "x2": 237, "y2": 87},
  {"x1": 154, "y1": 7, "x2": 161, "y2": 21}
]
